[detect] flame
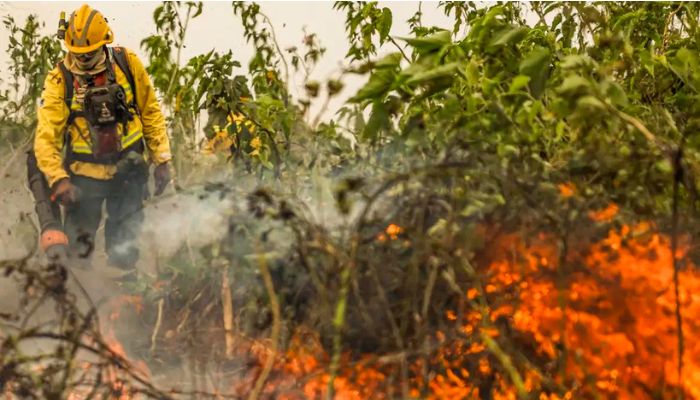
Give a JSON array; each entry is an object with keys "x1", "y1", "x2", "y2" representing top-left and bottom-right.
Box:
[
  {"x1": 49, "y1": 224, "x2": 700, "y2": 399},
  {"x1": 276, "y1": 333, "x2": 387, "y2": 400},
  {"x1": 66, "y1": 296, "x2": 150, "y2": 400},
  {"x1": 558, "y1": 183, "x2": 576, "y2": 198},
  {"x1": 589, "y1": 203, "x2": 619, "y2": 222},
  {"x1": 385, "y1": 223, "x2": 403, "y2": 239},
  {"x1": 421, "y1": 224, "x2": 700, "y2": 399},
  {"x1": 377, "y1": 223, "x2": 403, "y2": 242}
]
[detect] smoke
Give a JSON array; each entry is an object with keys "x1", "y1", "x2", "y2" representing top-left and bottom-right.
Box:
[
  {"x1": 138, "y1": 183, "x2": 235, "y2": 272},
  {"x1": 0, "y1": 151, "x2": 38, "y2": 315},
  {"x1": 0, "y1": 142, "x2": 383, "y2": 396}
]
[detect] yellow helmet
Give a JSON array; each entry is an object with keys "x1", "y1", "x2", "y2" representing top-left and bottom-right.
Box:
[{"x1": 64, "y1": 4, "x2": 113, "y2": 54}]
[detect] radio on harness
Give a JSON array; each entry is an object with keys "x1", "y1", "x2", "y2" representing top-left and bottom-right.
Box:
[{"x1": 82, "y1": 81, "x2": 133, "y2": 159}]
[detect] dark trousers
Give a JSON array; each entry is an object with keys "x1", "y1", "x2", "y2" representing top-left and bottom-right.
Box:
[{"x1": 64, "y1": 174, "x2": 145, "y2": 269}]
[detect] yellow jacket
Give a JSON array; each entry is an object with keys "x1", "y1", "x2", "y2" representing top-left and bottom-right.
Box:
[{"x1": 34, "y1": 47, "x2": 171, "y2": 188}]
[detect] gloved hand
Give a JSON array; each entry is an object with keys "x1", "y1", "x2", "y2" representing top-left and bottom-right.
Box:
[
  {"x1": 153, "y1": 162, "x2": 171, "y2": 196},
  {"x1": 51, "y1": 178, "x2": 80, "y2": 206}
]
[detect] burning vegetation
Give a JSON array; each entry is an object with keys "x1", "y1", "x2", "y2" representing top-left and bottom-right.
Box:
[
  {"x1": 2, "y1": 183, "x2": 699, "y2": 399},
  {"x1": 2, "y1": 1, "x2": 700, "y2": 399}
]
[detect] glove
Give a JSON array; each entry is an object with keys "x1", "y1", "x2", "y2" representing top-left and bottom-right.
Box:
[
  {"x1": 153, "y1": 162, "x2": 171, "y2": 196},
  {"x1": 51, "y1": 178, "x2": 80, "y2": 206}
]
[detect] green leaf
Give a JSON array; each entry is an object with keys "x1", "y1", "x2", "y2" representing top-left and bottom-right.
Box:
[
  {"x1": 552, "y1": 13, "x2": 563, "y2": 29},
  {"x1": 519, "y1": 47, "x2": 550, "y2": 98},
  {"x1": 191, "y1": 2, "x2": 204, "y2": 18},
  {"x1": 375, "y1": 52, "x2": 402, "y2": 69},
  {"x1": 379, "y1": 8, "x2": 393, "y2": 43},
  {"x1": 405, "y1": 62, "x2": 459, "y2": 86},
  {"x1": 466, "y1": 58, "x2": 480, "y2": 86},
  {"x1": 350, "y1": 68, "x2": 396, "y2": 102},
  {"x1": 154, "y1": 5, "x2": 164, "y2": 25},
  {"x1": 604, "y1": 80, "x2": 628, "y2": 108},
  {"x1": 558, "y1": 75, "x2": 590, "y2": 95},
  {"x1": 363, "y1": 101, "x2": 390, "y2": 140},
  {"x1": 461, "y1": 199, "x2": 486, "y2": 218},
  {"x1": 509, "y1": 75, "x2": 531, "y2": 93},
  {"x1": 612, "y1": 9, "x2": 646, "y2": 31},
  {"x1": 654, "y1": 159, "x2": 673, "y2": 174},
  {"x1": 519, "y1": 47, "x2": 550, "y2": 76},
  {"x1": 579, "y1": 5, "x2": 603, "y2": 24},
  {"x1": 497, "y1": 143, "x2": 519, "y2": 158},
  {"x1": 668, "y1": 47, "x2": 700, "y2": 90},
  {"x1": 487, "y1": 26, "x2": 529, "y2": 50},
  {"x1": 555, "y1": 120, "x2": 567, "y2": 139},
  {"x1": 417, "y1": 76, "x2": 455, "y2": 99},
  {"x1": 576, "y1": 95, "x2": 606, "y2": 112},
  {"x1": 427, "y1": 219, "x2": 448, "y2": 237},
  {"x1": 560, "y1": 54, "x2": 596, "y2": 70},
  {"x1": 399, "y1": 30, "x2": 451, "y2": 54}
]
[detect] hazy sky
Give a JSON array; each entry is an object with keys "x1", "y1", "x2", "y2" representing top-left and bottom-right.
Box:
[{"x1": 0, "y1": 1, "x2": 454, "y2": 123}]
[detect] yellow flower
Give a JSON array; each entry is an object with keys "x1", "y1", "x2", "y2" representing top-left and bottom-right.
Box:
[
  {"x1": 249, "y1": 136, "x2": 262, "y2": 156},
  {"x1": 226, "y1": 113, "x2": 256, "y2": 134},
  {"x1": 226, "y1": 113, "x2": 242, "y2": 124},
  {"x1": 250, "y1": 136, "x2": 262, "y2": 150},
  {"x1": 202, "y1": 130, "x2": 233, "y2": 155}
]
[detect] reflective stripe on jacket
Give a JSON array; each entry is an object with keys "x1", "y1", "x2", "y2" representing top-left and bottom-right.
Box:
[{"x1": 34, "y1": 47, "x2": 172, "y2": 187}]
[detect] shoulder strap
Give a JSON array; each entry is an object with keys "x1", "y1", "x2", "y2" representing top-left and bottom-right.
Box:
[
  {"x1": 57, "y1": 61, "x2": 82, "y2": 128},
  {"x1": 111, "y1": 47, "x2": 140, "y2": 115},
  {"x1": 56, "y1": 61, "x2": 76, "y2": 161},
  {"x1": 57, "y1": 62, "x2": 74, "y2": 113}
]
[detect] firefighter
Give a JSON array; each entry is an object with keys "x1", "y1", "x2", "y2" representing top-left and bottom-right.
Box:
[{"x1": 33, "y1": 4, "x2": 172, "y2": 278}]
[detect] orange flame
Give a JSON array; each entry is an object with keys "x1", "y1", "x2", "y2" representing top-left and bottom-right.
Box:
[
  {"x1": 589, "y1": 203, "x2": 619, "y2": 222},
  {"x1": 558, "y1": 183, "x2": 576, "y2": 198},
  {"x1": 377, "y1": 223, "x2": 403, "y2": 242},
  {"x1": 62, "y1": 224, "x2": 700, "y2": 399},
  {"x1": 422, "y1": 224, "x2": 700, "y2": 399}
]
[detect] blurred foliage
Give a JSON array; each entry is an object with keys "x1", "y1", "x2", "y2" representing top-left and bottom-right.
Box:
[
  {"x1": 0, "y1": 15, "x2": 62, "y2": 146},
  {"x1": 140, "y1": 1, "x2": 204, "y2": 176},
  {"x1": 334, "y1": 1, "x2": 394, "y2": 62},
  {"x1": 346, "y1": 1, "x2": 700, "y2": 230}
]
